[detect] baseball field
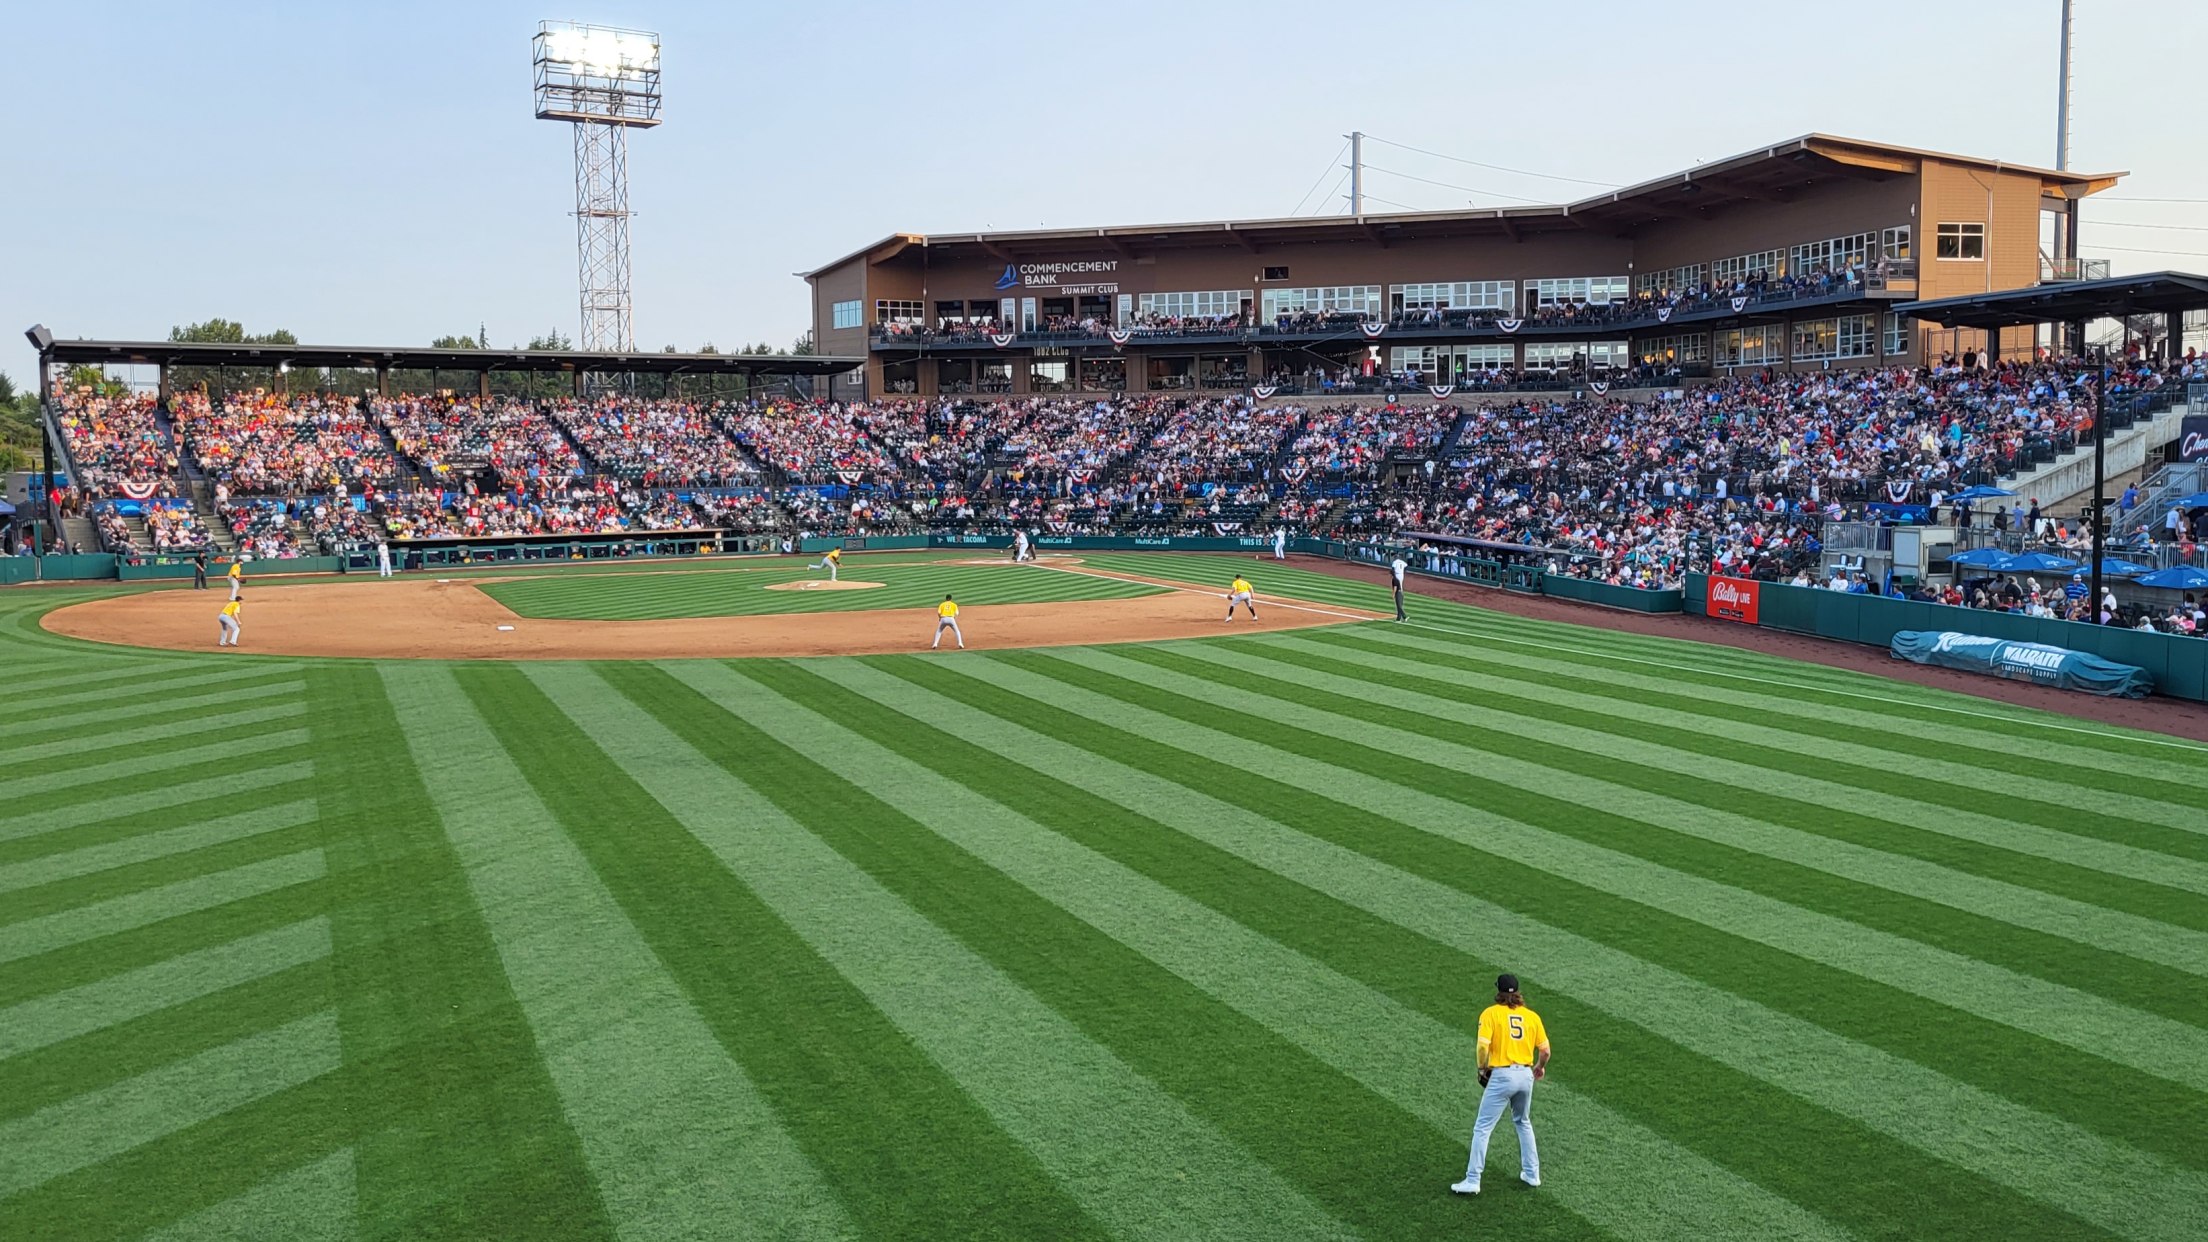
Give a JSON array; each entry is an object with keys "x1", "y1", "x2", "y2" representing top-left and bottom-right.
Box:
[{"x1": 2, "y1": 551, "x2": 2204, "y2": 1240}]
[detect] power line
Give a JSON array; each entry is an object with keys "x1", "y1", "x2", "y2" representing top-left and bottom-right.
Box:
[
  {"x1": 2098, "y1": 195, "x2": 2208, "y2": 204},
  {"x1": 1289, "y1": 140, "x2": 1350, "y2": 216},
  {"x1": 1360, "y1": 163, "x2": 1551, "y2": 205},
  {"x1": 2083, "y1": 242, "x2": 2208, "y2": 258},
  {"x1": 1352, "y1": 191, "x2": 1429, "y2": 213},
  {"x1": 1362, "y1": 134, "x2": 1620, "y2": 189},
  {"x1": 1310, "y1": 170, "x2": 1351, "y2": 216}
]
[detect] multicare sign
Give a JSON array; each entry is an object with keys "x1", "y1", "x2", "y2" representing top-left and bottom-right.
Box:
[{"x1": 1708, "y1": 574, "x2": 1761, "y2": 624}]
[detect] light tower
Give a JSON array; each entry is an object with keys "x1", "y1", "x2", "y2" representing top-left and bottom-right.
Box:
[{"x1": 533, "y1": 21, "x2": 661, "y2": 353}]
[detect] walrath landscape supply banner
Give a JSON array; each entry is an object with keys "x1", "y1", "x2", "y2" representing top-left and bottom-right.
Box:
[{"x1": 1889, "y1": 630, "x2": 2154, "y2": 698}]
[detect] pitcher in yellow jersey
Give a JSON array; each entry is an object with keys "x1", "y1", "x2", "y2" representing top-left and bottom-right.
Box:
[
  {"x1": 1453, "y1": 972, "x2": 1548, "y2": 1195},
  {"x1": 809, "y1": 547, "x2": 842, "y2": 582},
  {"x1": 931, "y1": 594, "x2": 965, "y2": 650},
  {"x1": 1224, "y1": 576, "x2": 1258, "y2": 621}
]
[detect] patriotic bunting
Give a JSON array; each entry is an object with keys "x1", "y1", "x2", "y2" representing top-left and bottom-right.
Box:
[
  {"x1": 1589, "y1": 380, "x2": 1611, "y2": 395},
  {"x1": 1730, "y1": 296, "x2": 1748, "y2": 312},
  {"x1": 1359, "y1": 322, "x2": 1387, "y2": 339},
  {"x1": 1250, "y1": 385, "x2": 1278, "y2": 400},
  {"x1": 1886, "y1": 480, "x2": 1913, "y2": 504},
  {"x1": 1427, "y1": 384, "x2": 1455, "y2": 399},
  {"x1": 989, "y1": 333, "x2": 1016, "y2": 349},
  {"x1": 1106, "y1": 328, "x2": 1133, "y2": 348},
  {"x1": 118, "y1": 478, "x2": 158, "y2": 500},
  {"x1": 1656, "y1": 306, "x2": 1673, "y2": 323},
  {"x1": 1496, "y1": 318, "x2": 1523, "y2": 334}
]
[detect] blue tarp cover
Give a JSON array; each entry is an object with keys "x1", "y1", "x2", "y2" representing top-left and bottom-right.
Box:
[{"x1": 1890, "y1": 630, "x2": 2154, "y2": 698}]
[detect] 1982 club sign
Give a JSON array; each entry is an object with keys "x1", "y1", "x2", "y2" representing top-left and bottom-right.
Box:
[{"x1": 1709, "y1": 575, "x2": 1762, "y2": 624}]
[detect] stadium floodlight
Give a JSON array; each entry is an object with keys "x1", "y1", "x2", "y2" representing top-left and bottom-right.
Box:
[{"x1": 533, "y1": 20, "x2": 661, "y2": 355}]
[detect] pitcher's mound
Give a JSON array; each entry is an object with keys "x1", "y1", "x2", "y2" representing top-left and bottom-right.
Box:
[{"x1": 763, "y1": 579, "x2": 886, "y2": 592}]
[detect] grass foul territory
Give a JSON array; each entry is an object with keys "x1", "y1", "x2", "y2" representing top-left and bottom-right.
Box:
[{"x1": 0, "y1": 555, "x2": 2203, "y2": 1242}]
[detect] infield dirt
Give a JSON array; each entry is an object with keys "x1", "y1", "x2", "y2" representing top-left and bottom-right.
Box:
[{"x1": 43, "y1": 571, "x2": 1376, "y2": 660}]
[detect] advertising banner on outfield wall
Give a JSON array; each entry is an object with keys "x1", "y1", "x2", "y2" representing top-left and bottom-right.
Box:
[
  {"x1": 1708, "y1": 575, "x2": 1761, "y2": 623},
  {"x1": 2179, "y1": 415, "x2": 2208, "y2": 463}
]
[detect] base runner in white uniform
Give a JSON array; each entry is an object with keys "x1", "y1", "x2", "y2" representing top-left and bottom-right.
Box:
[
  {"x1": 1013, "y1": 529, "x2": 1031, "y2": 562},
  {"x1": 376, "y1": 541, "x2": 393, "y2": 577},
  {"x1": 1273, "y1": 527, "x2": 1288, "y2": 560},
  {"x1": 932, "y1": 595, "x2": 965, "y2": 649}
]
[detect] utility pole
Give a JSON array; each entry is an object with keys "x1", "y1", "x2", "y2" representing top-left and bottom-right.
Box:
[
  {"x1": 2088, "y1": 350, "x2": 2107, "y2": 622},
  {"x1": 2056, "y1": 0, "x2": 2073, "y2": 173},
  {"x1": 1346, "y1": 131, "x2": 1363, "y2": 216}
]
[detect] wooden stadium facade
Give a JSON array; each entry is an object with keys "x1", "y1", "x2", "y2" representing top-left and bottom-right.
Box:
[{"x1": 805, "y1": 135, "x2": 2121, "y2": 398}]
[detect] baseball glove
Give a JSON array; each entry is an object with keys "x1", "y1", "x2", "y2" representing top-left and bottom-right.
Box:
[{"x1": 1477, "y1": 1068, "x2": 1492, "y2": 1088}]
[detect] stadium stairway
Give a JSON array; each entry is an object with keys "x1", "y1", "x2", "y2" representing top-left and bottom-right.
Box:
[
  {"x1": 59, "y1": 513, "x2": 100, "y2": 553},
  {"x1": 2001, "y1": 399, "x2": 2191, "y2": 517},
  {"x1": 185, "y1": 480, "x2": 240, "y2": 554},
  {"x1": 154, "y1": 398, "x2": 207, "y2": 484}
]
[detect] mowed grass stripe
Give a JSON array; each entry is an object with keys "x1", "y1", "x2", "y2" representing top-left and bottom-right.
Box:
[
  {"x1": 141, "y1": 1149, "x2": 355, "y2": 1242},
  {"x1": 1341, "y1": 627, "x2": 2208, "y2": 894},
  {"x1": 456, "y1": 665, "x2": 1108, "y2": 1242},
  {"x1": 0, "y1": 742, "x2": 317, "y2": 827},
  {"x1": 1200, "y1": 636, "x2": 2208, "y2": 979},
  {"x1": 0, "y1": 762, "x2": 315, "y2": 846},
  {"x1": 0, "y1": 799, "x2": 316, "y2": 895},
  {"x1": 14, "y1": 669, "x2": 303, "y2": 717},
  {"x1": 479, "y1": 560, "x2": 1158, "y2": 621},
  {"x1": 0, "y1": 728, "x2": 311, "y2": 802},
  {"x1": 746, "y1": 658, "x2": 1852, "y2": 1242},
  {"x1": 627, "y1": 658, "x2": 1481, "y2": 1242},
  {"x1": 0, "y1": 1010, "x2": 341, "y2": 1200},
  {"x1": 0, "y1": 879, "x2": 331, "y2": 1012},
  {"x1": 0, "y1": 918, "x2": 329, "y2": 1060},
  {"x1": 0, "y1": 958, "x2": 333, "y2": 1124},
  {"x1": 0, "y1": 849, "x2": 324, "y2": 967},
  {"x1": 539, "y1": 664, "x2": 1356, "y2": 1242},
  {"x1": 1098, "y1": 554, "x2": 2201, "y2": 764},
  {"x1": 1, "y1": 818, "x2": 326, "y2": 939},
  {"x1": 0, "y1": 660, "x2": 219, "y2": 699},
  {"x1": 1315, "y1": 625, "x2": 2208, "y2": 850},
  {"x1": 968, "y1": 651, "x2": 2208, "y2": 1179},
  {"x1": 1315, "y1": 625, "x2": 2208, "y2": 825},
  {"x1": 1094, "y1": 643, "x2": 2208, "y2": 1090},
  {"x1": 303, "y1": 666, "x2": 616, "y2": 1241},
  {"x1": 914, "y1": 654, "x2": 2197, "y2": 1237},
  {"x1": 0, "y1": 702, "x2": 309, "y2": 768},
  {"x1": 383, "y1": 663, "x2": 858, "y2": 1242},
  {"x1": 0, "y1": 687, "x2": 308, "y2": 758},
  {"x1": 0, "y1": 778, "x2": 317, "y2": 871}
]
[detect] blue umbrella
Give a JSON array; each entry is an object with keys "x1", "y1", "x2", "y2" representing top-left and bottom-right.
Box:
[
  {"x1": 1948, "y1": 548, "x2": 2017, "y2": 569},
  {"x1": 2174, "y1": 492, "x2": 2208, "y2": 509},
  {"x1": 2134, "y1": 565, "x2": 2208, "y2": 590},
  {"x1": 2007, "y1": 552, "x2": 2080, "y2": 573},
  {"x1": 2096, "y1": 557, "x2": 2156, "y2": 577},
  {"x1": 1949, "y1": 484, "x2": 2017, "y2": 500}
]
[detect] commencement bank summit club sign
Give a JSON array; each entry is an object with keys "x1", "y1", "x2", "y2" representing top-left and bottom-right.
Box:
[{"x1": 994, "y1": 260, "x2": 1120, "y2": 295}]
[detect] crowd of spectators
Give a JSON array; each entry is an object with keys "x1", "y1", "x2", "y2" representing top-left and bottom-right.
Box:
[
  {"x1": 177, "y1": 390, "x2": 400, "y2": 494},
  {"x1": 373, "y1": 395, "x2": 582, "y2": 489},
  {"x1": 722, "y1": 401, "x2": 897, "y2": 482},
  {"x1": 53, "y1": 389, "x2": 181, "y2": 498},
  {"x1": 547, "y1": 397, "x2": 758, "y2": 486}
]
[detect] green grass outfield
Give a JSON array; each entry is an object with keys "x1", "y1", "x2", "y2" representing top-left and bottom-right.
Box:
[
  {"x1": 476, "y1": 555, "x2": 1164, "y2": 620},
  {"x1": 2, "y1": 554, "x2": 2204, "y2": 1241}
]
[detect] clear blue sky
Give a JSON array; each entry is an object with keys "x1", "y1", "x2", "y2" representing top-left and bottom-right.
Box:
[{"x1": 5, "y1": 0, "x2": 2202, "y2": 384}]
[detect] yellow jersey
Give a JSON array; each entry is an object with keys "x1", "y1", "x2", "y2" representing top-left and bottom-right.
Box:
[
  {"x1": 1477, "y1": 1003, "x2": 1548, "y2": 1068},
  {"x1": 227, "y1": 563, "x2": 243, "y2": 579},
  {"x1": 220, "y1": 601, "x2": 242, "y2": 619},
  {"x1": 937, "y1": 600, "x2": 959, "y2": 618},
  {"x1": 1231, "y1": 578, "x2": 1252, "y2": 595},
  {"x1": 826, "y1": 549, "x2": 842, "y2": 563}
]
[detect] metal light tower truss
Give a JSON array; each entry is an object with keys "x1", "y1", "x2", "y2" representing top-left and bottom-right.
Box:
[{"x1": 533, "y1": 21, "x2": 661, "y2": 355}]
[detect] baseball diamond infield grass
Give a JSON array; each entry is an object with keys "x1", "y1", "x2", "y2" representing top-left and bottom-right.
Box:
[
  {"x1": 476, "y1": 556, "x2": 1165, "y2": 620},
  {"x1": 1, "y1": 553, "x2": 2205, "y2": 1241}
]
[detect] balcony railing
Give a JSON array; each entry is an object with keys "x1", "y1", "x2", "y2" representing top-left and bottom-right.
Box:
[{"x1": 2042, "y1": 257, "x2": 2112, "y2": 283}]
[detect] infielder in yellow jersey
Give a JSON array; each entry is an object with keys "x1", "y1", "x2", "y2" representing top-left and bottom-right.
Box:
[
  {"x1": 217, "y1": 598, "x2": 242, "y2": 647},
  {"x1": 226, "y1": 559, "x2": 245, "y2": 601},
  {"x1": 810, "y1": 547, "x2": 842, "y2": 581},
  {"x1": 1453, "y1": 972, "x2": 1548, "y2": 1195},
  {"x1": 1224, "y1": 575, "x2": 1258, "y2": 621},
  {"x1": 931, "y1": 594, "x2": 965, "y2": 649}
]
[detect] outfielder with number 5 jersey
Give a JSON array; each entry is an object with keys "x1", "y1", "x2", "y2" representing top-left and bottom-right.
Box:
[{"x1": 1453, "y1": 972, "x2": 1548, "y2": 1195}]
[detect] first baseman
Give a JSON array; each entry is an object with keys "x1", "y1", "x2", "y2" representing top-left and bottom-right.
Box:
[
  {"x1": 1454, "y1": 972, "x2": 1549, "y2": 1195},
  {"x1": 931, "y1": 595, "x2": 965, "y2": 649},
  {"x1": 1224, "y1": 575, "x2": 1258, "y2": 621}
]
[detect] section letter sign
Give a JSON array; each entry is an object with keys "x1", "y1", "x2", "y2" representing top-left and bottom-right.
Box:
[{"x1": 1708, "y1": 574, "x2": 1761, "y2": 624}]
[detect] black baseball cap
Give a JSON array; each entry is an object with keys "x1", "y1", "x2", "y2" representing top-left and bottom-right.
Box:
[{"x1": 1496, "y1": 973, "x2": 1519, "y2": 993}]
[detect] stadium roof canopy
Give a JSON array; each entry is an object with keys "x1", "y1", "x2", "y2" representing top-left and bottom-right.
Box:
[
  {"x1": 805, "y1": 133, "x2": 2124, "y2": 276},
  {"x1": 1894, "y1": 271, "x2": 2208, "y2": 329},
  {"x1": 32, "y1": 336, "x2": 861, "y2": 377}
]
